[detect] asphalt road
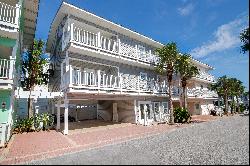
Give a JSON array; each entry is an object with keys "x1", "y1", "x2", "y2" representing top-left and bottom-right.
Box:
[{"x1": 28, "y1": 115, "x2": 249, "y2": 165}]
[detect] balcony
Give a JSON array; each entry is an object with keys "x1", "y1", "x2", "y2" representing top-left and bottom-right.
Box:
[
  {"x1": 187, "y1": 88, "x2": 218, "y2": 99},
  {"x1": 60, "y1": 57, "x2": 167, "y2": 96},
  {"x1": 0, "y1": 58, "x2": 14, "y2": 88},
  {"x1": 0, "y1": 1, "x2": 20, "y2": 38},
  {"x1": 61, "y1": 21, "x2": 159, "y2": 67},
  {"x1": 195, "y1": 71, "x2": 216, "y2": 83}
]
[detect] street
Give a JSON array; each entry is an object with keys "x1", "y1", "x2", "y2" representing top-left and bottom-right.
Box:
[{"x1": 28, "y1": 115, "x2": 249, "y2": 165}]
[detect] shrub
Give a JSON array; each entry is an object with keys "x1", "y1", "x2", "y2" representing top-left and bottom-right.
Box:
[
  {"x1": 14, "y1": 113, "x2": 54, "y2": 133},
  {"x1": 174, "y1": 107, "x2": 191, "y2": 123},
  {"x1": 239, "y1": 104, "x2": 246, "y2": 113},
  {"x1": 14, "y1": 117, "x2": 34, "y2": 133}
]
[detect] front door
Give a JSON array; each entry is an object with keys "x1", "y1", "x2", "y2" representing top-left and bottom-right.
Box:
[{"x1": 138, "y1": 101, "x2": 152, "y2": 126}]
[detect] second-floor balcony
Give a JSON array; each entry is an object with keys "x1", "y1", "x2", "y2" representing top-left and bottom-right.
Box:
[
  {"x1": 0, "y1": 1, "x2": 20, "y2": 34},
  {"x1": 187, "y1": 88, "x2": 218, "y2": 99},
  {"x1": 60, "y1": 57, "x2": 167, "y2": 96},
  {"x1": 61, "y1": 21, "x2": 159, "y2": 66}
]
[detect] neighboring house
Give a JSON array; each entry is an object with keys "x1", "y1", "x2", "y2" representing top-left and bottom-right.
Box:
[
  {"x1": 172, "y1": 59, "x2": 218, "y2": 115},
  {"x1": 0, "y1": 0, "x2": 39, "y2": 147},
  {"x1": 46, "y1": 2, "x2": 218, "y2": 135}
]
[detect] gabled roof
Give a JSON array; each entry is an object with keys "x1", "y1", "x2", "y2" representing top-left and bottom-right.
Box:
[{"x1": 46, "y1": 2, "x2": 163, "y2": 52}]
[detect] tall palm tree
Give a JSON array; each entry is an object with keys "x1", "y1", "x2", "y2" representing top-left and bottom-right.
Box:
[
  {"x1": 229, "y1": 78, "x2": 244, "y2": 113},
  {"x1": 155, "y1": 42, "x2": 179, "y2": 124},
  {"x1": 175, "y1": 54, "x2": 199, "y2": 109},
  {"x1": 211, "y1": 76, "x2": 232, "y2": 115}
]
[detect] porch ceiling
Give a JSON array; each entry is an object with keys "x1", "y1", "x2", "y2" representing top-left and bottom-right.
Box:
[
  {"x1": 22, "y1": 0, "x2": 39, "y2": 48},
  {"x1": 66, "y1": 92, "x2": 167, "y2": 101}
]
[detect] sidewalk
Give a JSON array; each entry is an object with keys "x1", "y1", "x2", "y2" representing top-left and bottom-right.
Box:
[{"x1": 0, "y1": 115, "x2": 222, "y2": 165}]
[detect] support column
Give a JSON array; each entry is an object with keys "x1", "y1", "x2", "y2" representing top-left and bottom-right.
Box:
[
  {"x1": 143, "y1": 105, "x2": 147, "y2": 126},
  {"x1": 64, "y1": 99, "x2": 69, "y2": 135},
  {"x1": 56, "y1": 100, "x2": 61, "y2": 131},
  {"x1": 112, "y1": 102, "x2": 118, "y2": 122},
  {"x1": 134, "y1": 100, "x2": 137, "y2": 124},
  {"x1": 51, "y1": 101, "x2": 55, "y2": 114}
]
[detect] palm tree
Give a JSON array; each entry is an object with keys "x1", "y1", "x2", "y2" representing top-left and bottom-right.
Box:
[
  {"x1": 155, "y1": 42, "x2": 179, "y2": 124},
  {"x1": 229, "y1": 78, "x2": 244, "y2": 113},
  {"x1": 211, "y1": 76, "x2": 231, "y2": 115},
  {"x1": 175, "y1": 54, "x2": 199, "y2": 109}
]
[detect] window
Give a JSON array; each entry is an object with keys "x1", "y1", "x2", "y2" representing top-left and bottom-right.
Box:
[
  {"x1": 154, "y1": 102, "x2": 160, "y2": 114},
  {"x1": 162, "y1": 102, "x2": 169, "y2": 114},
  {"x1": 140, "y1": 72, "x2": 147, "y2": 81}
]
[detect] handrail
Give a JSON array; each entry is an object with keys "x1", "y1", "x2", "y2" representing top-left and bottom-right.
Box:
[{"x1": 0, "y1": 2, "x2": 20, "y2": 27}]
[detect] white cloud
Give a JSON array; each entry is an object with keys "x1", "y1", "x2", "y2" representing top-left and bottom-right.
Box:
[
  {"x1": 178, "y1": 3, "x2": 194, "y2": 16},
  {"x1": 190, "y1": 15, "x2": 248, "y2": 58}
]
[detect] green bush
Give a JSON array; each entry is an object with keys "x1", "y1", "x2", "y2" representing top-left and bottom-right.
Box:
[
  {"x1": 14, "y1": 117, "x2": 34, "y2": 133},
  {"x1": 239, "y1": 104, "x2": 246, "y2": 113},
  {"x1": 174, "y1": 107, "x2": 191, "y2": 123},
  {"x1": 14, "y1": 113, "x2": 54, "y2": 133}
]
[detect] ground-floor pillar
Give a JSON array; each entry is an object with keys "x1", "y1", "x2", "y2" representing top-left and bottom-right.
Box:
[
  {"x1": 56, "y1": 100, "x2": 60, "y2": 131},
  {"x1": 112, "y1": 102, "x2": 118, "y2": 122},
  {"x1": 63, "y1": 99, "x2": 69, "y2": 135},
  {"x1": 51, "y1": 101, "x2": 55, "y2": 114},
  {"x1": 134, "y1": 100, "x2": 137, "y2": 124}
]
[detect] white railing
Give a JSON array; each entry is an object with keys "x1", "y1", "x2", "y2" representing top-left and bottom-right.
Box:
[
  {"x1": 0, "y1": 2, "x2": 20, "y2": 29},
  {"x1": 0, "y1": 59, "x2": 11, "y2": 79},
  {"x1": 187, "y1": 88, "x2": 218, "y2": 98},
  {"x1": 72, "y1": 70, "x2": 120, "y2": 89},
  {"x1": 196, "y1": 71, "x2": 216, "y2": 82},
  {"x1": 60, "y1": 58, "x2": 168, "y2": 94},
  {"x1": 61, "y1": 22, "x2": 160, "y2": 64}
]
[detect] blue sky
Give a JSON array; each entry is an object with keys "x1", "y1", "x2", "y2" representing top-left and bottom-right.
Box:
[{"x1": 35, "y1": 0, "x2": 249, "y2": 90}]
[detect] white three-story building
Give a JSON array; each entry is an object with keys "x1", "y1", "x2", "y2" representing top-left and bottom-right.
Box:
[{"x1": 46, "y1": 2, "x2": 218, "y2": 135}]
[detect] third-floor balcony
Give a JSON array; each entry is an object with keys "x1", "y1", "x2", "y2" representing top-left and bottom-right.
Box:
[
  {"x1": 194, "y1": 71, "x2": 216, "y2": 83},
  {"x1": 61, "y1": 21, "x2": 159, "y2": 67}
]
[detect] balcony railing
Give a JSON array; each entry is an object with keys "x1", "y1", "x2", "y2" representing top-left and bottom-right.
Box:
[
  {"x1": 187, "y1": 88, "x2": 218, "y2": 98},
  {"x1": 60, "y1": 57, "x2": 168, "y2": 95},
  {"x1": 61, "y1": 21, "x2": 159, "y2": 65},
  {"x1": 0, "y1": 2, "x2": 20, "y2": 29},
  {"x1": 0, "y1": 59, "x2": 13, "y2": 79},
  {"x1": 196, "y1": 71, "x2": 216, "y2": 82}
]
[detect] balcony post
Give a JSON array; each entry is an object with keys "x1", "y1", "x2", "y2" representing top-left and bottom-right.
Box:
[
  {"x1": 15, "y1": 4, "x2": 20, "y2": 26},
  {"x1": 137, "y1": 75, "x2": 140, "y2": 93},
  {"x1": 118, "y1": 39, "x2": 121, "y2": 55},
  {"x1": 70, "y1": 23, "x2": 74, "y2": 41},
  {"x1": 120, "y1": 75, "x2": 123, "y2": 93},
  {"x1": 135, "y1": 45, "x2": 138, "y2": 60},
  {"x1": 8, "y1": 59, "x2": 14, "y2": 79},
  {"x1": 97, "y1": 70, "x2": 101, "y2": 88},
  {"x1": 97, "y1": 32, "x2": 101, "y2": 48},
  {"x1": 60, "y1": 60, "x2": 64, "y2": 89}
]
